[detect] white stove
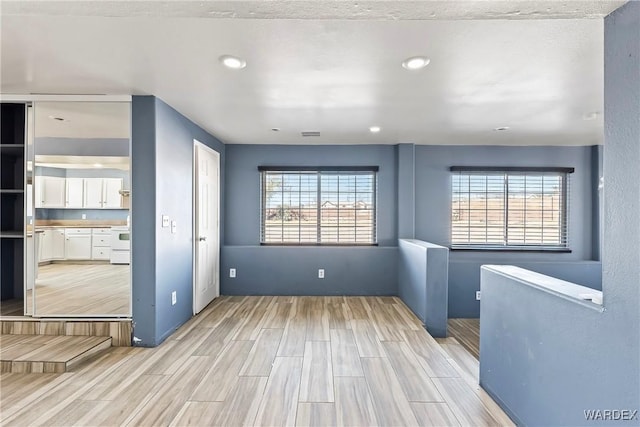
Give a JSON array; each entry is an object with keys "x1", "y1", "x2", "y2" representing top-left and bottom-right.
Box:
[{"x1": 110, "y1": 226, "x2": 130, "y2": 264}]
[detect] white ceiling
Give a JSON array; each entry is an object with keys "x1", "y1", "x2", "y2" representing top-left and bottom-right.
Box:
[
  {"x1": 33, "y1": 102, "x2": 130, "y2": 138},
  {"x1": 1, "y1": 1, "x2": 625, "y2": 146}
]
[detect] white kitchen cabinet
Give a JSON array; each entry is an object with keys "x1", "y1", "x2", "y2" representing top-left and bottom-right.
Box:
[
  {"x1": 38, "y1": 228, "x2": 64, "y2": 262},
  {"x1": 64, "y1": 228, "x2": 92, "y2": 260},
  {"x1": 51, "y1": 229, "x2": 65, "y2": 259},
  {"x1": 91, "y1": 247, "x2": 110, "y2": 260},
  {"x1": 65, "y1": 178, "x2": 84, "y2": 208},
  {"x1": 84, "y1": 178, "x2": 103, "y2": 208},
  {"x1": 36, "y1": 176, "x2": 66, "y2": 208},
  {"x1": 102, "y1": 178, "x2": 123, "y2": 208},
  {"x1": 39, "y1": 229, "x2": 53, "y2": 262},
  {"x1": 91, "y1": 228, "x2": 111, "y2": 260},
  {"x1": 83, "y1": 178, "x2": 123, "y2": 209}
]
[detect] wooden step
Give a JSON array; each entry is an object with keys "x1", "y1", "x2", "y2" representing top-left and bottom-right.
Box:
[
  {"x1": 1, "y1": 319, "x2": 132, "y2": 347},
  {"x1": 0, "y1": 334, "x2": 111, "y2": 373}
]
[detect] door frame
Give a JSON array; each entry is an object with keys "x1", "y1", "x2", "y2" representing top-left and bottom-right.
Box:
[{"x1": 192, "y1": 140, "x2": 221, "y2": 315}]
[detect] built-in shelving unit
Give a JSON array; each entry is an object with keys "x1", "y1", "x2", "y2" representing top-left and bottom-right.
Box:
[{"x1": 1, "y1": 103, "x2": 26, "y2": 308}]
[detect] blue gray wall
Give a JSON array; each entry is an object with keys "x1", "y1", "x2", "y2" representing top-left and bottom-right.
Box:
[
  {"x1": 397, "y1": 143, "x2": 415, "y2": 239},
  {"x1": 398, "y1": 239, "x2": 449, "y2": 337},
  {"x1": 222, "y1": 143, "x2": 600, "y2": 313},
  {"x1": 131, "y1": 96, "x2": 225, "y2": 347},
  {"x1": 34, "y1": 137, "x2": 129, "y2": 157},
  {"x1": 479, "y1": 4, "x2": 640, "y2": 425},
  {"x1": 222, "y1": 144, "x2": 398, "y2": 296},
  {"x1": 412, "y1": 145, "x2": 601, "y2": 317},
  {"x1": 223, "y1": 246, "x2": 397, "y2": 296},
  {"x1": 450, "y1": 260, "x2": 602, "y2": 317}
]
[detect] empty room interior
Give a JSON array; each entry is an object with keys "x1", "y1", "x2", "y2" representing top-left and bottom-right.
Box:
[{"x1": 0, "y1": 1, "x2": 638, "y2": 426}]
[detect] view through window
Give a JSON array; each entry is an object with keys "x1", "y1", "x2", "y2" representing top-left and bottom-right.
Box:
[
  {"x1": 260, "y1": 168, "x2": 377, "y2": 245},
  {"x1": 451, "y1": 168, "x2": 571, "y2": 249}
]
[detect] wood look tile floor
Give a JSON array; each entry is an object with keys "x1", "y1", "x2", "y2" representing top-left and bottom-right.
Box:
[
  {"x1": 0, "y1": 296, "x2": 513, "y2": 427},
  {"x1": 28, "y1": 263, "x2": 130, "y2": 316},
  {"x1": 447, "y1": 318, "x2": 480, "y2": 360}
]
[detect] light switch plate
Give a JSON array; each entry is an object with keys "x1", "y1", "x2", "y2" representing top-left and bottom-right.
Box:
[
  {"x1": 171, "y1": 220, "x2": 177, "y2": 234},
  {"x1": 171, "y1": 291, "x2": 177, "y2": 305},
  {"x1": 230, "y1": 268, "x2": 236, "y2": 278},
  {"x1": 162, "y1": 215, "x2": 170, "y2": 228},
  {"x1": 476, "y1": 291, "x2": 481, "y2": 301},
  {"x1": 318, "y1": 269, "x2": 325, "y2": 279}
]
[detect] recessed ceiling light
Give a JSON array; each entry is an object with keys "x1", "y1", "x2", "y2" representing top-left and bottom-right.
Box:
[
  {"x1": 493, "y1": 127, "x2": 510, "y2": 131},
  {"x1": 271, "y1": 128, "x2": 280, "y2": 132},
  {"x1": 402, "y1": 56, "x2": 430, "y2": 70},
  {"x1": 583, "y1": 111, "x2": 600, "y2": 121},
  {"x1": 219, "y1": 55, "x2": 246, "y2": 69},
  {"x1": 48, "y1": 115, "x2": 65, "y2": 121},
  {"x1": 93, "y1": 163, "x2": 103, "y2": 168},
  {"x1": 369, "y1": 126, "x2": 381, "y2": 133}
]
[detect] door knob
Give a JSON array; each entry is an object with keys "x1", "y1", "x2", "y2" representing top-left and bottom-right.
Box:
[{"x1": 199, "y1": 236, "x2": 207, "y2": 241}]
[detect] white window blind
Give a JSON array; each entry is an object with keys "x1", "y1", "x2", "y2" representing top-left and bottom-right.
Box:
[
  {"x1": 450, "y1": 167, "x2": 572, "y2": 250},
  {"x1": 260, "y1": 167, "x2": 377, "y2": 245}
]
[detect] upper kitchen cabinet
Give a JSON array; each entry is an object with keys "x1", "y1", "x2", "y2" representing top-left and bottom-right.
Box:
[
  {"x1": 84, "y1": 177, "x2": 123, "y2": 209},
  {"x1": 35, "y1": 176, "x2": 65, "y2": 208},
  {"x1": 65, "y1": 177, "x2": 84, "y2": 208}
]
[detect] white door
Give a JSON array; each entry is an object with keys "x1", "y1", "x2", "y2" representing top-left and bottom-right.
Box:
[
  {"x1": 65, "y1": 178, "x2": 84, "y2": 208},
  {"x1": 84, "y1": 178, "x2": 103, "y2": 208},
  {"x1": 194, "y1": 141, "x2": 220, "y2": 314},
  {"x1": 102, "y1": 178, "x2": 123, "y2": 208}
]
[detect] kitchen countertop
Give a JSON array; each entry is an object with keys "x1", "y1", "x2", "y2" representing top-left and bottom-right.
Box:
[{"x1": 34, "y1": 220, "x2": 127, "y2": 229}]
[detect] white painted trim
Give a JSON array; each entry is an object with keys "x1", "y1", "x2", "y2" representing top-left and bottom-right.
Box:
[
  {"x1": 0, "y1": 94, "x2": 132, "y2": 102},
  {"x1": 192, "y1": 140, "x2": 198, "y2": 315}
]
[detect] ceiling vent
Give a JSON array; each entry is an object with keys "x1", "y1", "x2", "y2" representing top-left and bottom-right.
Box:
[{"x1": 301, "y1": 131, "x2": 321, "y2": 137}]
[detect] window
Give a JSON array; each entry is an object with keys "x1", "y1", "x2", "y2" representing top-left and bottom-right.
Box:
[
  {"x1": 260, "y1": 167, "x2": 377, "y2": 245},
  {"x1": 450, "y1": 167, "x2": 573, "y2": 250}
]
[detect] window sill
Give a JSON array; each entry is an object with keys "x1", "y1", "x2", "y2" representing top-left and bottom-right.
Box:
[
  {"x1": 450, "y1": 246, "x2": 571, "y2": 253},
  {"x1": 260, "y1": 243, "x2": 378, "y2": 247}
]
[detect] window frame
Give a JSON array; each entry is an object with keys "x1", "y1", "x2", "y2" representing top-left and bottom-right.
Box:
[
  {"x1": 449, "y1": 166, "x2": 574, "y2": 252},
  {"x1": 259, "y1": 166, "x2": 378, "y2": 246}
]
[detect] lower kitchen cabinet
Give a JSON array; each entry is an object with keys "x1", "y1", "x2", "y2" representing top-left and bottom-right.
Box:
[
  {"x1": 38, "y1": 227, "x2": 112, "y2": 262},
  {"x1": 64, "y1": 229, "x2": 92, "y2": 260},
  {"x1": 38, "y1": 229, "x2": 65, "y2": 262},
  {"x1": 91, "y1": 228, "x2": 110, "y2": 260}
]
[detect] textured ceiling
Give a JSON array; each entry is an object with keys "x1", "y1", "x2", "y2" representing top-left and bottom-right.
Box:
[
  {"x1": 1, "y1": 1, "x2": 624, "y2": 145},
  {"x1": 2, "y1": 0, "x2": 627, "y2": 20}
]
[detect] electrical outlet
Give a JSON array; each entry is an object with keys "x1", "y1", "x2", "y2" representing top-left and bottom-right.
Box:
[
  {"x1": 230, "y1": 268, "x2": 236, "y2": 278},
  {"x1": 476, "y1": 291, "x2": 481, "y2": 301},
  {"x1": 171, "y1": 220, "x2": 177, "y2": 234},
  {"x1": 162, "y1": 215, "x2": 170, "y2": 228},
  {"x1": 81, "y1": 214, "x2": 87, "y2": 220},
  {"x1": 318, "y1": 269, "x2": 325, "y2": 279},
  {"x1": 172, "y1": 291, "x2": 177, "y2": 305}
]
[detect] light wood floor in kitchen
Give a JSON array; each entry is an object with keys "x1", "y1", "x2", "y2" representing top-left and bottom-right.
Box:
[
  {"x1": 0, "y1": 296, "x2": 513, "y2": 426},
  {"x1": 26, "y1": 263, "x2": 130, "y2": 316}
]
